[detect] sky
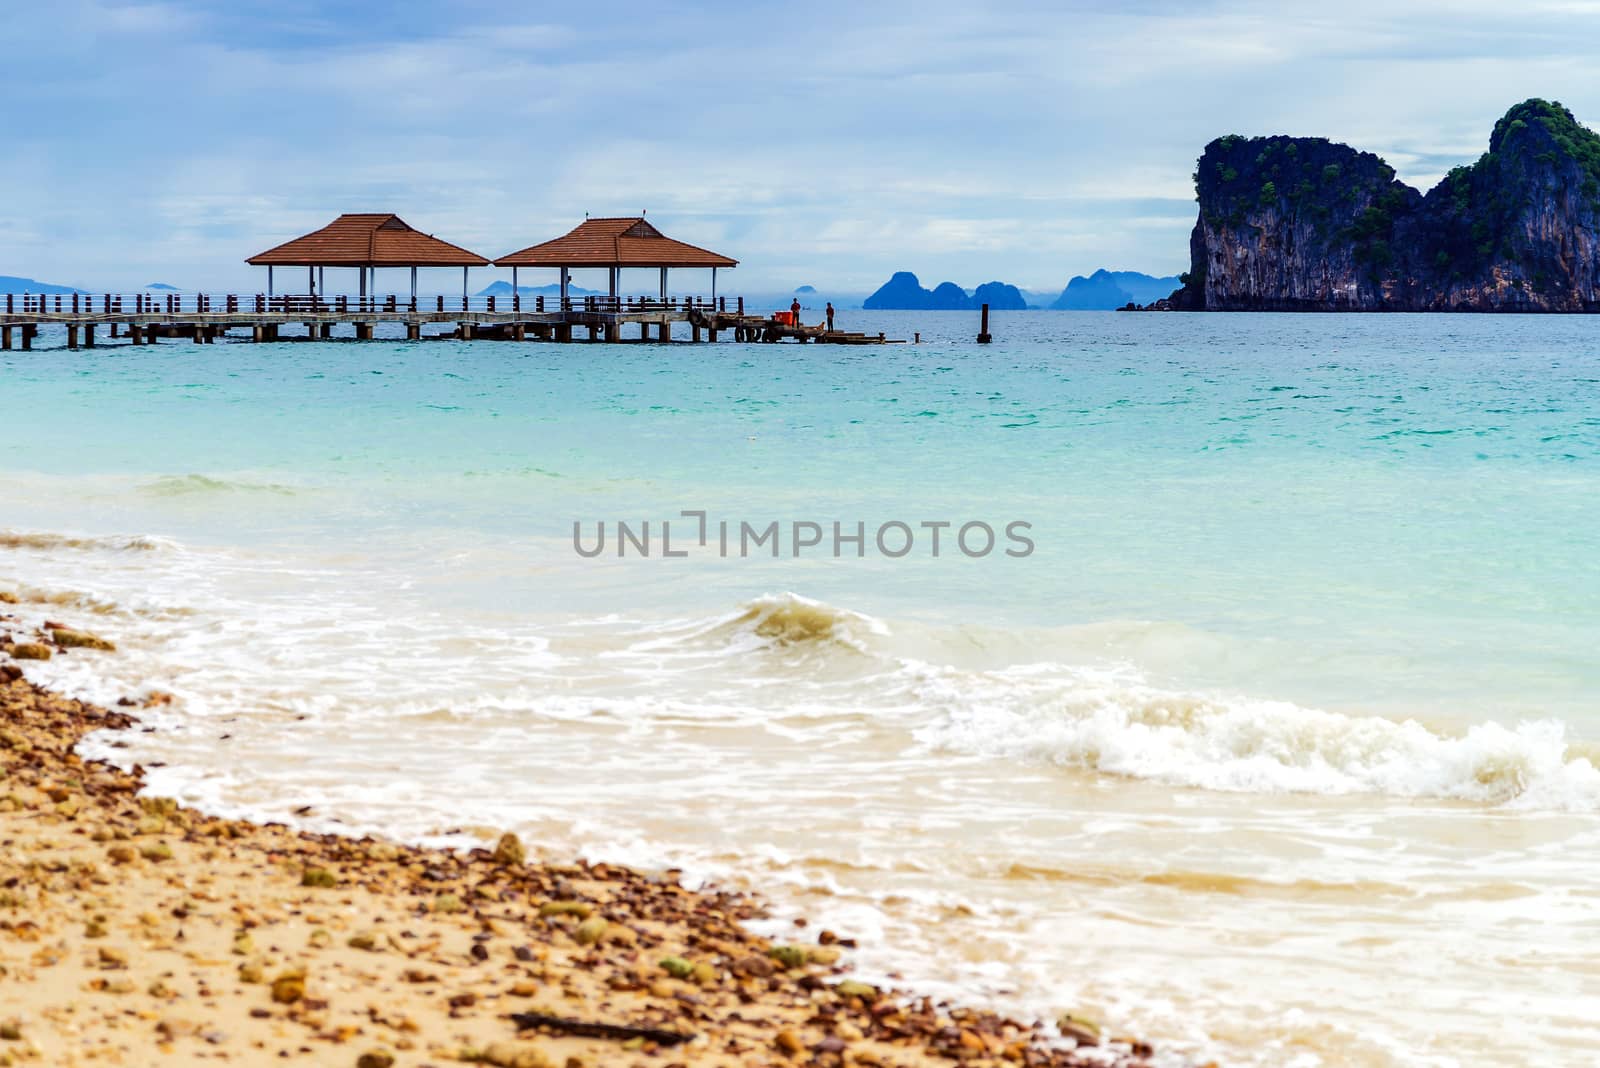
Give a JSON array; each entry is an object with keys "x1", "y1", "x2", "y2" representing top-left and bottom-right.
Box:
[{"x1": 4, "y1": 0, "x2": 1600, "y2": 295}]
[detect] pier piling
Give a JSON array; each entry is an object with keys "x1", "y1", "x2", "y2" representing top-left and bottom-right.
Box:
[{"x1": 977, "y1": 303, "x2": 992, "y2": 344}]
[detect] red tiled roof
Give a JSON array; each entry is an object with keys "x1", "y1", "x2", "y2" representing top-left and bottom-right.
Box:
[
  {"x1": 246, "y1": 214, "x2": 489, "y2": 267},
  {"x1": 494, "y1": 218, "x2": 737, "y2": 268}
]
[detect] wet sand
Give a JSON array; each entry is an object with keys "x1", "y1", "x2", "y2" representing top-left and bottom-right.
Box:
[{"x1": 0, "y1": 608, "x2": 1160, "y2": 1068}]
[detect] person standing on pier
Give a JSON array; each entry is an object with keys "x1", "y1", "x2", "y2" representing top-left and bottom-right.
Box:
[
  {"x1": 790, "y1": 296, "x2": 802, "y2": 326},
  {"x1": 825, "y1": 302, "x2": 835, "y2": 331}
]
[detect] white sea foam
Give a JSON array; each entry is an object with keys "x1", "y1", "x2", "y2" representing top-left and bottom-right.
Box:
[{"x1": 906, "y1": 660, "x2": 1600, "y2": 809}]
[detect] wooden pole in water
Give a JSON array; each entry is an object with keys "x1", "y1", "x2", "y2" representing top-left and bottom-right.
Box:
[{"x1": 977, "y1": 303, "x2": 992, "y2": 344}]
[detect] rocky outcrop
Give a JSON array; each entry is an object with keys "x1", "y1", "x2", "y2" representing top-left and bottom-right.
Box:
[
  {"x1": 863, "y1": 273, "x2": 1029, "y2": 310},
  {"x1": 971, "y1": 281, "x2": 1028, "y2": 310},
  {"x1": 1173, "y1": 99, "x2": 1600, "y2": 311},
  {"x1": 1052, "y1": 270, "x2": 1183, "y2": 310}
]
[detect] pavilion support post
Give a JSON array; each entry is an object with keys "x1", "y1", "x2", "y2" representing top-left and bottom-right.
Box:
[
  {"x1": 711, "y1": 266, "x2": 717, "y2": 306},
  {"x1": 359, "y1": 266, "x2": 367, "y2": 300},
  {"x1": 609, "y1": 267, "x2": 618, "y2": 300},
  {"x1": 319, "y1": 267, "x2": 325, "y2": 295},
  {"x1": 560, "y1": 267, "x2": 570, "y2": 308},
  {"x1": 411, "y1": 267, "x2": 417, "y2": 302},
  {"x1": 660, "y1": 267, "x2": 667, "y2": 302},
  {"x1": 268, "y1": 266, "x2": 274, "y2": 296},
  {"x1": 512, "y1": 267, "x2": 519, "y2": 309},
  {"x1": 308, "y1": 266, "x2": 314, "y2": 295},
  {"x1": 463, "y1": 267, "x2": 468, "y2": 300}
]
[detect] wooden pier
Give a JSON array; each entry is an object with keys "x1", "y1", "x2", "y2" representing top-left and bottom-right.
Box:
[
  {"x1": 0, "y1": 214, "x2": 907, "y2": 350},
  {"x1": 0, "y1": 292, "x2": 902, "y2": 349}
]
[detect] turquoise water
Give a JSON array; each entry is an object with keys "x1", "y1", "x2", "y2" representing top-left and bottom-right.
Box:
[{"x1": 5, "y1": 311, "x2": 1600, "y2": 1065}]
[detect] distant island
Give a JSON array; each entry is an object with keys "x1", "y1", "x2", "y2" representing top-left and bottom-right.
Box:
[
  {"x1": 863, "y1": 272, "x2": 1029, "y2": 310},
  {"x1": 146, "y1": 283, "x2": 179, "y2": 291},
  {"x1": 1052, "y1": 270, "x2": 1182, "y2": 310},
  {"x1": 0, "y1": 275, "x2": 84, "y2": 295},
  {"x1": 1162, "y1": 98, "x2": 1600, "y2": 311}
]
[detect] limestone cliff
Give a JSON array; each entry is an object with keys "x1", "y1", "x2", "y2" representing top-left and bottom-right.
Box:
[{"x1": 1172, "y1": 100, "x2": 1600, "y2": 311}]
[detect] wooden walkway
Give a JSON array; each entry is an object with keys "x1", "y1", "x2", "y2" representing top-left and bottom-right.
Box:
[{"x1": 0, "y1": 293, "x2": 904, "y2": 348}]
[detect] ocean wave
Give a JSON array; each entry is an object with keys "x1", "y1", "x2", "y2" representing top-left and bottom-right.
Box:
[
  {"x1": 0, "y1": 530, "x2": 174, "y2": 552},
  {"x1": 618, "y1": 593, "x2": 889, "y2": 658},
  {"x1": 910, "y1": 663, "x2": 1600, "y2": 810},
  {"x1": 137, "y1": 474, "x2": 298, "y2": 497}
]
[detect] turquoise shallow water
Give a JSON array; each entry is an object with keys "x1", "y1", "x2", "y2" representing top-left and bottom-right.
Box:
[
  {"x1": 5, "y1": 310, "x2": 1600, "y2": 1065},
  {"x1": 8, "y1": 310, "x2": 1600, "y2": 721}
]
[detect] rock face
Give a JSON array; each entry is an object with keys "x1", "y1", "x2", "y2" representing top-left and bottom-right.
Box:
[{"x1": 1174, "y1": 99, "x2": 1600, "y2": 311}]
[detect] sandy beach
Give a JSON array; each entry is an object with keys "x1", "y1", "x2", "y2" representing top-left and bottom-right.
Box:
[{"x1": 0, "y1": 605, "x2": 1158, "y2": 1068}]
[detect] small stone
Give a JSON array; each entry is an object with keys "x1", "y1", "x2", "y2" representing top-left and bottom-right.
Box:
[
  {"x1": 140, "y1": 842, "x2": 173, "y2": 862},
  {"x1": 806, "y1": 945, "x2": 842, "y2": 966},
  {"x1": 733, "y1": 954, "x2": 776, "y2": 978},
  {"x1": 768, "y1": 944, "x2": 808, "y2": 969},
  {"x1": 0, "y1": 591, "x2": 18, "y2": 604},
  {"x1": 537, "y1": 900, "x2": 590, "y2": 920},
  {"x1": 433, "y1": 893, "x2": 465, "y2": 914},
  {"x1": 301, "y1": 868, "x2": 338, "y2": 889},
  {"x1": 573, "y1": 916, "x2": 607, "y2": 946},
  {"x1": 232, "y1": 934, "x2": 254, "y2": 956},
  {"x1": 658, "y1": 956, "x2": 694, "y2": 980},
  {"x1": 692, "y1": 961, "x2": 718, "y2": 986},
  {"x1": 774, "y1": 1029, "x2": 805, "y2": 1056},
  {"x1": 51, "y1": 629, "x2": 115, "y2": 651},
  {"x1": 356, "y1": 1051, "x2": 396, "y2": 1068},
  {"x1": 481, "y1": 1040, "x2": 553, "y2": 1068},
  {"x1": 1057, "y1": 1013, "x2": 1101, "y2": 1047},
  {"x1": 84, "y1": 920, "x2": 107, "y2": 939},
  {"x1": 9, "y1": 644, "x2": 51, "y2": 661},
  {"x1": 308, "y1": 928, "x2": 333, "y2": 949},
  {"x1": 107, "y1": 845, "x2": 136, "y2": 865},
  {"x1": 834, "y1": 980, "x2": 876, "y2": 1000},
  {"x1": 270, "y1": 969, "x2": 306, "y2": 1004},
  {"x1": 0, "y1": 1020, "x2": 20, "y2": 1041},
  {"x1": 156, "y1": 1018, "x2": 199, "y2": 1040},
  {"x1": 347, "y1": 931, "x2": 380, "y2": 952},
  {"x1": 238, "y1": 961, "x2": 264, "y2": 984},
  {"x1": 492, "y1": 833, "x2": 526, "y2": 866}
]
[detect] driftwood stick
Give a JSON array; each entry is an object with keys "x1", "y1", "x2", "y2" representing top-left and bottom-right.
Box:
[{"x1": 509, "y1": 1011, "x2": 696, "y2": 1047}]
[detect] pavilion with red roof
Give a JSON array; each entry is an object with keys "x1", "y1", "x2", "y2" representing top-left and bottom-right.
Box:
[
  {"x1": 247, "y1": 214, "x2": 489, "y2": 299},
  {"x1": 494, "y1": 217, "x2": 737, "y2": 306}
]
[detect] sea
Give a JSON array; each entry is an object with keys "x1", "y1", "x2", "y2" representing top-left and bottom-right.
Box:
[{"x1": 4, "y1": 310, "x2": 1599, "y2": 1066}]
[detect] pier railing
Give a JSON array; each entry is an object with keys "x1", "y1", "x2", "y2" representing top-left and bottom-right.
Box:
[{"x1": 2, "y1": 292, "x2": 747, "y2": 318}]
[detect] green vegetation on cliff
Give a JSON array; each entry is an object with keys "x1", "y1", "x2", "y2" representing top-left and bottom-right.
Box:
[{"x1": 1177, "y1": 99, "x2": 1600, "y2": 311}]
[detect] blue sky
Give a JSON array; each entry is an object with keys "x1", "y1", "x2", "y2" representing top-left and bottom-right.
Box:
[{"x1": 5, "y1": 0, "x2": 1600, "y2": 294}]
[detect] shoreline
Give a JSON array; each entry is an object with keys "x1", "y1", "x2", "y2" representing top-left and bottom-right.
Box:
[{"x1": 0, "y1": 611, "x2": 1161, "y2": 1068}]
